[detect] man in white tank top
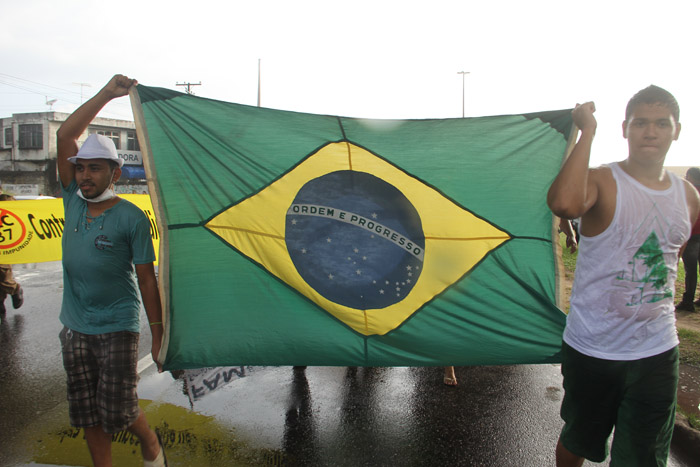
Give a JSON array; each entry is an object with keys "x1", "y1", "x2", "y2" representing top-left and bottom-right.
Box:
[{"x1": 547, "y1": 86, "x2": 700, "y2": 466}]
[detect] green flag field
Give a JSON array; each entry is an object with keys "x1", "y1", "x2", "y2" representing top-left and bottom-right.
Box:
[{"x1": 130, "y1": 85, "x2": 574, "y2": 369}]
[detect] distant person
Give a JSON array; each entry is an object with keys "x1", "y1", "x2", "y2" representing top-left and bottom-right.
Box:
[
  {"x1": 443, "y1": 366, "x2": 457, "y2": 386},
  {"x1": 676, "y1": 167, "x2": 700, "y2": 311},
  {"x1": 56, "y1": 74, "x2": 167, "y2": 467},
  {"x1": 559, "y1": 217, "x2": 578, "y2": 253},
  {"x1": 547, "y1": 86, "x2": 700, "y2": 466},
  {"x1": 0, "y1": 194, "x2": 24, "y2": 316}
]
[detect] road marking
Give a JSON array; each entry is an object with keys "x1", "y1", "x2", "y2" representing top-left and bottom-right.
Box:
[
  {"x1": 137, "y1": 355, "x2": 154, "y2": 374},
  {"x1": 15, "y1": 271, "x2": 42, "y2": 280}
]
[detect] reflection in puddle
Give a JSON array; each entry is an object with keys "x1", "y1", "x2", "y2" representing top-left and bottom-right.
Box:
[{"x1": 31, "y1": 399, "x2": 288, "y2": 466}]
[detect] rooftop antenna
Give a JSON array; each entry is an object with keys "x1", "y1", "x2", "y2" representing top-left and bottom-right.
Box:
[{"x1": 45, "y1": 97, "x2": 57, "y2": 110}]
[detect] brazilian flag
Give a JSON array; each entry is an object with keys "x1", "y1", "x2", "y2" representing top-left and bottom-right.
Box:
[{"x1": 130, "y1": 85, "x2": 573, "y2": 369}]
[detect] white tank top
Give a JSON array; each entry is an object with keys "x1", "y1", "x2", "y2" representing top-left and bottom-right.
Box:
[{"x1": 564, "y1": 162, "x2": 691, "y2": 360}]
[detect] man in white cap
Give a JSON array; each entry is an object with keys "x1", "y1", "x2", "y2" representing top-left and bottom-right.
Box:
[{"x1": 56, "y1": 74, "x2": 166, "y2": 467}]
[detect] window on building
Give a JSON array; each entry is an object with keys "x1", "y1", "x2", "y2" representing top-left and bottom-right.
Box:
[
  {"x1": 18, "y1": 124, "x2": 43, "y2": 149},
  {"x1": 127, "y1": 131, "x2": 140, "y2": 151},
  {"x1": 4, "y1": 128, "x2": 11, "y2": 147},
  {"x1": 93, "y1": 130, "x2": 121, "y2": 149}
]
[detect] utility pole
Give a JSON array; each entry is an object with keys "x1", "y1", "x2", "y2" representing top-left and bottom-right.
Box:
[
  {"x1": 72, "y1": 82, "x2": 92, "y2": 104},
  {"x1": 176, "y1": 81, "x2": 202, "y2": 95},
  {"x1": 457, "y1": 71, "x2": 470, "y2": 118}
]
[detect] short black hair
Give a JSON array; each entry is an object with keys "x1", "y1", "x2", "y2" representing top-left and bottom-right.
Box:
[
  {"x1": 625, "y1": 85, "x2": 679, "y2": 122},
  {"x1": 687, "y1": 167, "x2": 700, "y2": 183}
]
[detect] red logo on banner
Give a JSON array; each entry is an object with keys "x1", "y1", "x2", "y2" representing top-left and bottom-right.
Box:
[{"x1": 0, "y1": 209, "x2": 27, "y2": 249}]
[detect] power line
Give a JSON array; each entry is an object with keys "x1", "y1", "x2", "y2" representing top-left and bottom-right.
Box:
[
  {"x1": 0, "y1": 80, "x2": 76, "y2": 106},
  {"x1": 0, "y1": 72, "x2": 82, "y2": 96},
  {"x1": 0, "y1": 73, "x2": 131, "y2": 120},
  {"x1": 0, "y1": 79, "x2": 81, "y2": 107},
  {"x1": 0, "y1": 85, "x2": 132, "y2": 120},
  {"x1": 0, "y1": 79, "x2": 131, "y2": 109}
]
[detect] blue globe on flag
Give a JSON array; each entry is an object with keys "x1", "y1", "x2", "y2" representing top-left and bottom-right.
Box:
[{"x1": 286, "y1": 170, "x2": 424, "y2": 310}]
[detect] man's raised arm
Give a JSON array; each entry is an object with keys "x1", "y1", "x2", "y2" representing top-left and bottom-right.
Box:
[
  {"x1": 56, "y1": 74, "x2": 137, "y2": 188},
  {"x1": 547, "y1": 102, "x2": 598, "y2": 219}
]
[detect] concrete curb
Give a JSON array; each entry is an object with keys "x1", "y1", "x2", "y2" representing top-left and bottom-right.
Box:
[{"x1": 673, "y1": 412, "x2": 700, "y2": 460}]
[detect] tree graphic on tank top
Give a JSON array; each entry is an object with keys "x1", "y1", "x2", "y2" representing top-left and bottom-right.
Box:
[{"x1": 615, "y1": 231, "x2": 673, "y2": 306}]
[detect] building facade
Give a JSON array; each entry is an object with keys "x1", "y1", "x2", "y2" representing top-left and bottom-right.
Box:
[{"x1": 0, "y1": 112, "x2": 147, "y2": 197}]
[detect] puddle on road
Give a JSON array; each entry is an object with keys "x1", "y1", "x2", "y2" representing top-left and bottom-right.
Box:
[
  {"x1": 29, "y1": 399, "x2": 288, "y2": 467},
  {"x1": 545, "y1": 386, "x2": 561, "y2": 401},
  {"x1": 677, "y1": 363, "x2": 700, "y2": 417}
]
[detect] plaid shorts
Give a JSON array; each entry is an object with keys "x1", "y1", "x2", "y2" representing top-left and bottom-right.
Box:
[{"x1": 59, "y1": 326, "x2": 140, "y2": 433}]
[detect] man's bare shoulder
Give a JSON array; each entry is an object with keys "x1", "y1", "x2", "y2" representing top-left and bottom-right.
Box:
[
  {"x1": 588, "y1": 165, "x2": 615, "y2": 192},
  {"x1": 578, "y1": 165, "x2": 617, "y2": 236},
  {"x1": 588, "y1": 164, "x2": 612, "y2": 177}
]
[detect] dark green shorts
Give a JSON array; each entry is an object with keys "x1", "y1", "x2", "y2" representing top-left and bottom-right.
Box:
[{"x1": 559, "y1": 342, "x2": 678, "y2": 466}]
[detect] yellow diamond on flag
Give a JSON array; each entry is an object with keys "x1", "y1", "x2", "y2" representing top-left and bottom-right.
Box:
[{"x1": 206, "y1": 142, "x2": 510, "y2": 336}]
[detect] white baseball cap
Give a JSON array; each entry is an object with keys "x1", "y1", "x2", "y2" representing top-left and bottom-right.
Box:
[{"x1": 68, "y1": 134, "x2": 124, "y2": 167}]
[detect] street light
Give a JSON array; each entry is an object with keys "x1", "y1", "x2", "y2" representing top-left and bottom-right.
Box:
[
  {"x1": 257, "y1": 58, "x2": 262, "y2": 107},
  {"x1": 457, "y1": 71, "x2": 470, "y2": 118}
]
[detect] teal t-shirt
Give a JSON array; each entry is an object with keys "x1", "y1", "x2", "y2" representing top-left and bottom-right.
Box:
[{"x1": 60, "y1": 181, "x2": 156, "y2": 334}]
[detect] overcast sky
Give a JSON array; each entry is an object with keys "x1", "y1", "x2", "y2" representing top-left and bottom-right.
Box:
[{"x1": 2, "y1": 0, "x2": 697, "y2": 167}]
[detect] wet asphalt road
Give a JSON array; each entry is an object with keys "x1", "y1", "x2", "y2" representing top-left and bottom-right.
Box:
[{"x1": 0, "y1": 262, "x2": 693, "y2": 466}]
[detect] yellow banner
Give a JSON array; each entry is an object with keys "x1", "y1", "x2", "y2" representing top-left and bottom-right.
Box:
[{"x1": 0, "y1": 196, "x2": 160, "y2": 265}]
